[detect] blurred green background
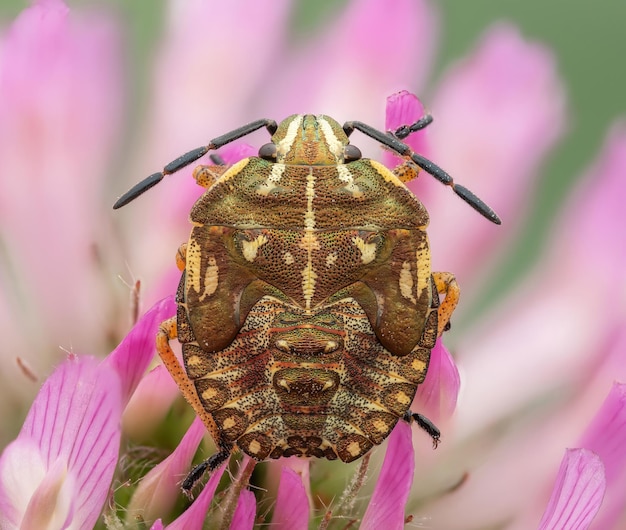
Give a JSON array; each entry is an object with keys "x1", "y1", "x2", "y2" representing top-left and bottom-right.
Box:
[{"x1": 1, "y1": 0, "x2": 624, "y2": 292}]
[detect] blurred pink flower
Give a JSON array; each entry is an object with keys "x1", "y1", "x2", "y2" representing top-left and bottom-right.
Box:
[
  {"x1": 0, "y1": 0, "x2": 125, "y2": 441},
  {"x1": 2, "y1": 0, "x2": 626, "y2": 528}
]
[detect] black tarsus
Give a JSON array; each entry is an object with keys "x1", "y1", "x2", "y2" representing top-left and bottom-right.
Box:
[
  {"x1": 343, "y1": 118, "x2": 501, "y2": 225},
  {"x1": 181, "y1": 448, "x2": 232, "y2": 495},
  {"x1": 403, "y1": 410, "x2": 441, "y2": 449},
  {"x1": 393, "y1": 113, "x2": 433, "y2": 139},
  {"x1": 113, "y1": 118, "x2": 277, "y2": 209}
]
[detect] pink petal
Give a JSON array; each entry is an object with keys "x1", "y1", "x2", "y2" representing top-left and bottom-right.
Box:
[
  {"x1": 0, "y1": 440, "x2": 49, "y2": 529},
  {"x1": 127, "y1": 416, "x2": 206, "y2": 525},
  {"x1": 0, "y1": 356, "x2": 122, "y2": 529},
  {"x1": 579, "y1": 383, "x2": 626, "y2": 483},
  {"x1": 216, "y1": 143, "x2": 257, "y2": 165},
  {"x1": 538, "y1": 449, "x2": 605, "y2": 530},
  {"x1": 576, "y1": 383, "x2": 626, "y2": 529},
  {"x1": 165, "y1": 462, "x2": 227, "y2": 530},
  {"x1": 413, "y1": 339, "x2": 460, "y2": 422},
  {"x1": 361, "y1": 421, "x2": 414, "y2": 530},
  {"x1": 104, "y1": 296, "x2": 177, "y2": 405},
  {"x1": 230, "y1": 489, "x2": 256, "y2": 530},
  {"x1": 384, "y1": 90, "x2": 430, "y2": 167},
  {"x1": 423, "y1": 23, "x2": 566, "y2": 280},
  {"x1": 20, "y1": 457, "x2": 72, "y2": 530},
  {"x1": 272, "y1": 467, "x2": 310, "y2": 530},
  {"x1": 122, "y1": 364, "x2": 180, "y2": 441}
]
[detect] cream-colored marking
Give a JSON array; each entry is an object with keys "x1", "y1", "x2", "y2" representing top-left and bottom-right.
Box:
[
  {"x1": 275, "y1": 114, "x2": 304, "y2": 160},
  {"x1": 352, "y1": 236, "x2": 377, "y2": 264},
  {"x1": 415, "y1": 240, "x2": 431, "y2": 305},
  {"x1": 373, "y1": 419, "x2": 389, "y2": 433},
  {"x1": 202, "y1": 387, "x2": 218, "y2": 401},
  {"x1": 412, "y1": 359, "x2": 427, "y2": 372},
  {"x1": 200, "y1": 256, "x2": 219, "y2": 302},
  {"x1": 186, "y1": 239, "x2": 203, "y2": 297},
  {"x1": 336, "y1": 165, "x2": 363, "y2": 198},
  {"x1": 219, "y1": 158, "x2": 250, "y2": 184},
  {"x1": 222, "y1": 416, "x2": 236, "y2": 430},
  {"x1": 322, "y1": 380, "x2": 335, "y2": 391},
  {"x1": 326, "y1": 252, "x2": 338, "y2": 267},
  {"x1": 399, "y1": 261, "x2": 417, "y2": 304},
  {"x1": 241, "y1": 234, "x2": 268, "y2": 262},
  {"x1": 283, "y1": 251, "x2": 295, "y2": 265},
  {"x1": 187, "y1": 242, "x2": 219, "y2": 302},
  {"x1": 301, "y1": 263, "x2": 318, "y2": 310},
  {"x1": 257, "y1": 163, "x2": 286, "y2": 196},
  {"x1": 395, "y1": 391, "x2": 411, "y2": 406},
  {"x1": 275, "y1": 340, "x2": 290, "y2": 352},
  {"x1": 324, "y1": 341, "x2": 338, "y2": 353},
  {"x1": 248, "y1": 439, "x2": 261, "y2": 455},
  {"x1": 187, "y1": 355, "x2": 202, "y2": 366},
  {"x1": 346, "y1": 441, "x2": 361, "y2": 457},
  {"x1": 368, "y1": 159, "x2": 408, "y2": 187},
  {"x1": 317, "y1": 116, "x2": 344, "y2": 159},
  {"x1": 300, "y1": 231, "x2": 319, "y2": 248},
  {"x1": 299, "y1": 169, "x2": 319, "y2": 310},
  {"x1": 278, "y1": 379, "x2": 290, "y2": 392}
]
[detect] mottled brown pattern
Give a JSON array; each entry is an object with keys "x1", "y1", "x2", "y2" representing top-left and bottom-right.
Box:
[{"x1": 177, "y1": 289, "x2": 439, "y2": 462}]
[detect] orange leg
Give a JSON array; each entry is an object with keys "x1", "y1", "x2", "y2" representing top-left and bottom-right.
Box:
[
  {"x1": 192, "y1": 164, "x2": 231, "y2": 188},
  {"x1": 176, "y1": 243, "x2": 187, "y2": 272},
  {"x1": 432, "y1": 272, "x2": 459, "y2": 337},
  {"x1": 392, "y1": 160, "x2": 420, "y2": 183},
  {"x1": 156, "y1": 317, "x2": 222, "y2": 445}
]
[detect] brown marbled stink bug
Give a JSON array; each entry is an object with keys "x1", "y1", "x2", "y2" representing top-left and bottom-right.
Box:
[{"x1": 114, "y1": 113, "x2": 500, "y2": 489}]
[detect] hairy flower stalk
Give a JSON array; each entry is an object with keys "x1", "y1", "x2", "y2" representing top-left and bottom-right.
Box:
[{"x1": 2, "y1": 0, "x2": 626, "y2": 529}]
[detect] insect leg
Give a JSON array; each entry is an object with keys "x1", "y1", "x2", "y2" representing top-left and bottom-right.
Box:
[
  {"x1": 113, "y1": 118, "x2": 278, "y2": 208},
  {"x1": 156, "y1": 317, "x2": 227, "y2": 449},
  {"x1": 391, "y1": 113, "x2": 433, "y2": 139},
  {"x1": 432, "y1": 272, "x2": 460, "y2": 337},
  {"x1": 392, "y1": 160, "x2": 420, "y2": 183},
  {"x1": 342, "y1": 120, "x2": 501, "y2": 225},
  {"x1": 181, "y1": 449, "x2": 232, "y2": 495},
  {"x1": 175, "y1": 243, "x2": 187, "y2": 272},
  {"x1": 403, "y1": 410, "x2": 440, "y2": 449}
]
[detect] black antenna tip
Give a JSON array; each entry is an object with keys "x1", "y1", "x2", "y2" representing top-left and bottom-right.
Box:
[
  {"x1": 453, "y1": 184, "x2": 501, "y2": 225},
  {"x1": 113, "y1": 172, "x2": 164, "y2": 209}
]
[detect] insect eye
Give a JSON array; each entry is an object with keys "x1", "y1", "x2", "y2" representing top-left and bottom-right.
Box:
[
  {"x1": 259, "y1": 142, "x2": 278, "y2": 161},
  {"x1": 343, "y1": 144, "x2": 362, "y2": 162}
]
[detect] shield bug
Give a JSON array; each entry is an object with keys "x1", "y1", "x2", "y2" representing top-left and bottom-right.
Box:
[{"x1": 114, "y1": 112, "x2": 500, "y2": 488}]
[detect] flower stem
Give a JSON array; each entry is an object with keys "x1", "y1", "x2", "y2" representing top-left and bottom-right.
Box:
[{"x1": 218, "y1": 457, "x2": 256, "y2": 530}]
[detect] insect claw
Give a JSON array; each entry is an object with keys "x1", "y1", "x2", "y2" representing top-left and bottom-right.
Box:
[{"x1": 393, "y1": 113, "x2": 433, "y2": 139}]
